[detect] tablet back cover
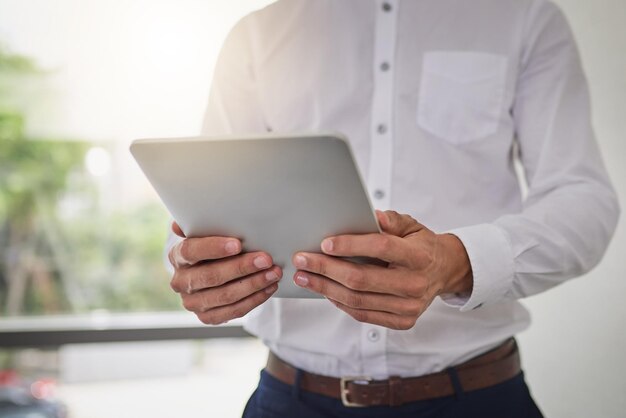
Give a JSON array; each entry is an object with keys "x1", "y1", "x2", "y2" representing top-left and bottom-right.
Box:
[{"x1": 130, "y1": 133, "x2": 380, "y2": 298}]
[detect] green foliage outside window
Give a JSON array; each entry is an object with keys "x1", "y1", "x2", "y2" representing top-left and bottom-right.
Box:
[{"x1": 0, "y1": 46, "x2": 178, "y2": 316}]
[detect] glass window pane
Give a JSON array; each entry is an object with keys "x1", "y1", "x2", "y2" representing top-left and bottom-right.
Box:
[{"x1": 0, "y1": 0, "x2": 274, "y2": 316}]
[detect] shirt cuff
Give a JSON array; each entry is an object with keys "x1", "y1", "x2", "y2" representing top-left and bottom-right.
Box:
[{"x1": 439, "y1": 223, "x2": 514, "y2": 312}]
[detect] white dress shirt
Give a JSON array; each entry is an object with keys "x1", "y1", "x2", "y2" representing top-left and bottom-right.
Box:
[{"x1": 174, "y1": 0, "x2": 620, "y2": 379}]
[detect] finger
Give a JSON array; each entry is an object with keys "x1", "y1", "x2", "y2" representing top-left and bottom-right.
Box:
[
  {"x1": 375, "y1": 210, "x2": 390, "y2": 231},
  {"x1": 195, "y1": 284, "x2": 278, "y2": 325},
  {"x1": 181, "y1": 266, "x2": 282, "y2": 312},
  {"x1": 171, "y1": 251, "x2": 275, "y2": 293},
  {"x1": 377, "y1": 210, "x2": 425, "y2": 237},
  {"x1": 169, "y1": 236, "x2": 242, "y2": 268},
  {"x1": 293, "y1": 270, "x2": 422, "y2": 316},
  {"x1": 321, "y1": 233, "x2": 411, "y2": 264},
  {"x1": 328, "y1": 299, "x2": 418, "y2": 330},
  {"x1": 293, "y1": 252, "x2": 426, "y2": 297},
  {"x1": 172, "y1": 221, "x2": 186, "y2": 237}
]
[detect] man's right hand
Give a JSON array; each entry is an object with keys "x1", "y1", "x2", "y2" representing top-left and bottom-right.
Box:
[{"x1": 168, "y1": 222, "x2": 281, "y2": 325}]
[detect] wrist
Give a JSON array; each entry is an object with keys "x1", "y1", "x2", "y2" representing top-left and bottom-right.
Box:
[{"x1": 436, "y1": 233, "x2": 473, "y2": 295}]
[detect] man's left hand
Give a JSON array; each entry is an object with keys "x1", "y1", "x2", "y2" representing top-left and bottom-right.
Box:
[{"x1": 292, "y1": 210, "x2": 473, "y2": 330}]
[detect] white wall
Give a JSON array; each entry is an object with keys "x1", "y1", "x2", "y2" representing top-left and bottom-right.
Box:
[{"x1": 518, "y1": 1, "x2": 626, "y2": 417}]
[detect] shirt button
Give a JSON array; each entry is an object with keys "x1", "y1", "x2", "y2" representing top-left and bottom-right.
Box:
[
  {"x1": 380, "y1": 62, "x2": 390, "y2": 72},
  {"x1": 374, "y1": 189, "x2": 385, "y2": 200},
  {"x1": 377, "y1": 124, "x2": 387, "y2": 134},
  {"x1": 382, "y1": 2, "x2": 392, "y2": 12},
  {"x1": 367, "y1": 329, "x2": 380, "y2": 342}
]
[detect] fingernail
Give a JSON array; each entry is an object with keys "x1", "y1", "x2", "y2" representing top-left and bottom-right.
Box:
[
  {"x1": 254, "y1": 256, "x2": 271, "y2": 269},
  {"x1": 265, "y1": 284, "x2": 278, "y2": 294},
  {"x1": 294, "y1": 254, "x2": 307, "y2": 268},
  {"x1": 321, "y1": 239, "x2": 333, "y2": 253},
  {"x1": 265, "y1": 271, "x2": 279, "y2": 282},
  {"x1": 294, "y1": 274, "x2": 309, "y2": 287},
  {"x1": 225, "y1": 240, "x2": 239, "y2": 255}
]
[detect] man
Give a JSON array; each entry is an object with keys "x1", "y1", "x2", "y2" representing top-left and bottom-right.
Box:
[{"x1": 166, "y1": 0, "x2": 620, "y2": 416}]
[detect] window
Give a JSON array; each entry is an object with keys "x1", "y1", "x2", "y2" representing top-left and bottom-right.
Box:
[
  {"x1": 1, "y1": 2, "x2": 274, "y2": 417},
  {"x1": 1, "y1": 0, "x2": 274, "y2": 316}
]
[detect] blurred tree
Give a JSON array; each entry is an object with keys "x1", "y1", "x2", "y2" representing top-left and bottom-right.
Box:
[
  {"x1": 0, "y1": 46, "x2": 89, "y2": 315},
  {"x1": 0, "y1": 45, "x2": 178, "y2": 316}
]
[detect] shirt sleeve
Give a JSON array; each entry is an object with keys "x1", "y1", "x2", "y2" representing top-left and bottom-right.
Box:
[{"x1": 442, "y1": 1, "x2": 620, "y2": 311}]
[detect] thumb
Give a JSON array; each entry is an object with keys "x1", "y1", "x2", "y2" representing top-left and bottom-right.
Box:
[
  {"x1": 376, "y1": 210, "x2": 425, "y2": 237},
  {"x1": 171, "y1": 221, "x2": 186, "y2": 238}
]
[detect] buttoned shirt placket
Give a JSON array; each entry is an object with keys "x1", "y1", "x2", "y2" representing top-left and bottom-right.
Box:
[
  {"x1": 361, "y1": 0, "x2": 398, "y2": 378},
  {"x1": 367, "y1": 0, "x2": 397, "y2": 212}
]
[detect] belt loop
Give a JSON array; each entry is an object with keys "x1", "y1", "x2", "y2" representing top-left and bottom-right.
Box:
[
  {"x1": 389, "y1": 376, "x2": 402, "y2": 406},
  {"x1": 292, "y1": 368, "x2": 303, "y2": 401},
  {"x1": 446, "y1": 367, "x2": 465, "y2": 401}
]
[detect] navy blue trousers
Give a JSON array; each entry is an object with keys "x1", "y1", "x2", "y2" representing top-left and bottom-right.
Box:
[{"x1": 242, "y1": 369, "x2": 543, "y2": 418}]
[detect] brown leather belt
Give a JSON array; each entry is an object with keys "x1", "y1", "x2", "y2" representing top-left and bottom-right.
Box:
[{"x1": 265, "y1": 338, "x2": 521, "y2": 407}]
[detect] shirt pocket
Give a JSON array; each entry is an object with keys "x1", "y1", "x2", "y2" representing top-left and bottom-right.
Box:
[{"x1": 417, "y1": 51, "x2": 508, "y2": 145}]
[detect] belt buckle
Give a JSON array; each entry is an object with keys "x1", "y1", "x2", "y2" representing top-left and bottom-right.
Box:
[{"x1": 340, "y1": 376, "x2": 372, "y2": 407}]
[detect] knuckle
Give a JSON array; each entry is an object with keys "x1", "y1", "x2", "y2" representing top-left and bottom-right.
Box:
[
  {"x1": 376, "y1": 236, "x2": 392, "y2": 253},
  {"x1": 350, "y1": 309, "x2": 369, "y2": 323},
  {"x1": 230, "y1": 304, "x2": 249, "y2": 320},
  {"x1": 185, "y1": 276, "x2": 194, "y2": 294},
  {"x1": 167, "y1": 248, "x2": 177, "y2": 267},
  {"x1": 390, "y1": 318, "x2": 405, "y2": 330},
  {"x1": 199, "y1": 310, "x2": 230, "y2": 325},
  {"x1": 172, "y1": 270, "x2": 194, "y2": 294},
  {"x1": 254, "y1": 273, "x2": 273, "y2": 290},
  {"x1": 344, "y1": 268, "x2": 365, "y2": 290},
  {"x1": 307, "y1": 276, "x2": 320, "y2": 292},
  {"x1": 345, "y1": 291, "x2": 364, "y2": 308},
  {"x1": 197, "y1": 292, "x2": 212, "y2": 311},
  {"x1": 216, "y1": 288, "x2": 235, "y2": 306},
  {"x1": 197, "y1": 313, "x2": 216, "y2": 325},
  {"x1": 407, "y1": 277, "x2": 427, "y2": 296},
  {"x1": 178, "y1": 240, "x2": 192, "y2": 263},
  {"x1": 316, "y1": 258, "x2": 328, "y2": 277},
  {"x1": 181, "y1": 295, "x2": 195, "y2": 312},
  {"x1": 237, "y1": 258, "x2": 250, "y2": 277},
  {"x1": 315, "y1": 277, "x2": 328, "y2": 294},
  {"x1": 400, "y1": 317, "x2": 417, "y2": 330},
  {"x1": 402, "y1": 302, "x2": 422, "y2": 317},
  {"x1": 200, "y1": 266, "x2": 221, "y2": 287},
  {"x1": 169, "y1": 274, "x2": 181, "y2": 293},
  {"x1": 401, "y1": 216, "x2": 415, "y2": 230},
  {"x1": 417, "y1": 279, "x2": 429, "y2": 294},
  {"x1": 250, "y1": 274, "x2": 265, "y2": 290},
  {"x1": 417, "y1": 250, "x2": 434, "y2": 268},
  {"x1": 230, "y1": 309, "x2": 244, "y2": 320}
]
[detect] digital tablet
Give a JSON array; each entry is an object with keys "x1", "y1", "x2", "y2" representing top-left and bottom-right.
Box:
[{"x1": 130, "y1": 133, "x2": 381, "y2": 298}]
